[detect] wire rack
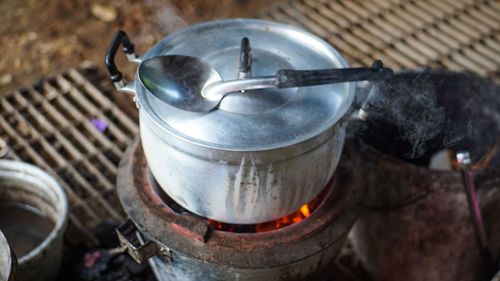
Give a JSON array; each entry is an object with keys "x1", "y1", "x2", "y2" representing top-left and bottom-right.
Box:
[
  {"x1": 261, "y1": 0, "x2": 499, "y2": 82},
  {"x1": 0, "y1": 66, "x2": 137, "y2": 245}
]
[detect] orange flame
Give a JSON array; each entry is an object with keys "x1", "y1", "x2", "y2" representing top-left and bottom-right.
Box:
[
  {"x1": 207, "y1": 187, "x2": 327, "y2": 233},
  {"x1": 300, "y1": 205, "x2": 310, "y2": 217},
  {"x1": 254, "y1": 200, "x2": 316, "y2": 232}
]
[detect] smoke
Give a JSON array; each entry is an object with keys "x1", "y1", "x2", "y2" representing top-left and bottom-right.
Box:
[
  {"x1": 367, "y1": 71, "x2": 445, "y2": 158},
  {"x1": 154, "y1": 4, "x2": 188, "y2": 35},
  {"x1": 353, "y1": 69, "x2": 500, "y2": 165}
]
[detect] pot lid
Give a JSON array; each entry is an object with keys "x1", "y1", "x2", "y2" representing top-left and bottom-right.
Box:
[{"x1": 136, "y1": 19, "x2": 354, "y2": 151}]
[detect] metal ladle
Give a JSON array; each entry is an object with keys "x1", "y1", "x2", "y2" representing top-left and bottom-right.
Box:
[
  {"x1": 456, "y1": 151, "x2": 497, "y2": 280},
  {"x1": 138, "y1": 55, "x2": 393, "y2": 112}
]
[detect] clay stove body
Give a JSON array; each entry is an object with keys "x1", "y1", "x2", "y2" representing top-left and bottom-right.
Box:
[{"x1": 116, "y1": 138, "x2": 362, "y2": 281}]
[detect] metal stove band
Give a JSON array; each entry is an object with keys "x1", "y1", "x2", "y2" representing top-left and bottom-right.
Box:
[{"x1": 117, "y1": 137, "x2": 362, "y2": 280}]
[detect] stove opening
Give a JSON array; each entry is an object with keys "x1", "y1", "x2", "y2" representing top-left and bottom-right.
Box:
[
  {"x1": 207, "y1": 184, "x2": 330, "y2": 233},
  {"x1": 148, "y1": 166, "x2": 334, "y2": 233}
]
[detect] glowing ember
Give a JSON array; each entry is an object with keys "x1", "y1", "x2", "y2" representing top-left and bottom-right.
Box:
[
  {"x1": 254, "y1": 201, "x2": 313, "y2": 233},
  {"x1": 207, "y1": 186, "x2": 329, "y2": 233},
  {"x1": 300, "y1": 205, "x2": 310, "y2": 217}
]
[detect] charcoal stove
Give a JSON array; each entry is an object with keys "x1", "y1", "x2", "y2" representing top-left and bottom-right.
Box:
[{"x1": 116, "y1": 138, "x2": 362, "y2": 281}]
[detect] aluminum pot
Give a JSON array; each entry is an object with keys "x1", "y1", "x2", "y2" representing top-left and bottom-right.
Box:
[{"x1": 106, "y1": 19, "x2": 356, "y2": 224}]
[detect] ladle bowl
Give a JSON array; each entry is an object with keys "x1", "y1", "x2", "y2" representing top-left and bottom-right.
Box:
[{"x1": 138, "y1": 55, "x2": 393, "y2": 112}]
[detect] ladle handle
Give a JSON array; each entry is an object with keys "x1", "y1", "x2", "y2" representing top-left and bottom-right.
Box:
[
  {"x1": 106, "y1": 30, "x2": 136, "y2": 82},
  {"x1": 456, "y1": 152, "x2": 497, "y2": 280},
  {"x1": 275, "y1": 60, "x2": 393, "y2": 88}
]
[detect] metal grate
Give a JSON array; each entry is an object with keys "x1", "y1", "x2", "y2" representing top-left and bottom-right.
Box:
[
  {"x1": 261, "y1": 0, "x2": 500, "y2": 82},
  {"x1": 0, "y1": 65, "x2": 138, "y2": 246}
]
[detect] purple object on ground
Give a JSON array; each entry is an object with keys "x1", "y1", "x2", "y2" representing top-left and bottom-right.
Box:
[{"x1": 90, "y1": 118, "x2": 108, "y2": 132}]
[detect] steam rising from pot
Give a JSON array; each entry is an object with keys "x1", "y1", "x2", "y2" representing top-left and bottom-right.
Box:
[
  {"x1": 352, "y1": 69, "x2": 500, "y2": 166},
  {"x1": 155, "y1": 4, "x2": 188, "y2": 34}
]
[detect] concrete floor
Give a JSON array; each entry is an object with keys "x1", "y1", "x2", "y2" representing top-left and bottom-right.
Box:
[{"x1": 0, "y1": 0, "x2": 279, "y2": 95}]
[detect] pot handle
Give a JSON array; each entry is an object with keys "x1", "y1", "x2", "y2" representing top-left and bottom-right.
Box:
[
  {"x1": 105, "y1": 30, "x2": 140, "y2": 95},
  {"x1": 275, "y1": 60, "x2": 393, "y2": 88}
]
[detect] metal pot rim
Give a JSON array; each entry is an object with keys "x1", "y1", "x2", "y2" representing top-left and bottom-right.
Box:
[
  {"x1": 135, "y1": 19, "x2": 355, "y2": 151},
  {"x1": 0, "y1": 160, "x2": 68, "y2": 265}
]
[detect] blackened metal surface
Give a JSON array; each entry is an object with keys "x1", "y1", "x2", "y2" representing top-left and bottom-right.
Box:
[
  {"x1": 117, "y1": 137, "x2": 363, "y2": 280},
  {"x1": 349, "y1": 141, "x2": 500, "y2": 281}
]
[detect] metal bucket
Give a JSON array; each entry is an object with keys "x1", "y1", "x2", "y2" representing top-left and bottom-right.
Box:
[{"x1": 0, "y1": 160, "x2": 68, "y2": 281}]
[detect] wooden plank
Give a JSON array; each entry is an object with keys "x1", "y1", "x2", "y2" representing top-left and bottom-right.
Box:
[
  {"x1": 293, "y1": 1, "x2": 341, "y2": 34},
  {"x1": 262, "y1": 0, "x2": 499, "y2": 81},
  {"x1": 382, "y1": 48, "x2": 418, "y2": 68},
  {"x1": 451, "y1": 53, "x2": 489, "y2": 77},
  {"x1": 393, "y1": 41, "x2": 428, "y2": 65},
  {"x1": 403, "y1": 1, "x2": 436, "y2": 23},
  {"x1": 281, "y1": 3, "x2": 329, "y2": 37},
  {"x1": 477, "y1": 2, "x2": 500, "y2": 22},
  {"x1": 484, "y1": 38, "x2": 500, "y2": 53},
  {"x1": 461, "y1": 48, "x2": 498, "y2": 72},
  {"x1": 405, "y1": 37, "x2": 440, "y2": 60},
  {"x1": 426, "y1": 26, "x2": 462, "y2": 50},
  {"x1": 379, "y1": 10, "x2": 414, "y2": 34},
  {"x1": 326, "y1": 1, "x2": 361, "y2": 23},
  {"x1": 414, "y1": 0, "x2": 447, "y2": 18},
  {"x1": 304, "y1": 0, "x2": 351, "y2": 28},
  {"x1": 414, "y1": 31, "x2": 451, "y2": 54},
  {"x1": 473, "y1": 43, "x2": 500, "y2": 65},
  {"x1": 448, "y1": 17, "x2": 486, "y2": 39},
  {"x1": 468, "y1": 6, "x2": 500, "y2": 30}
]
